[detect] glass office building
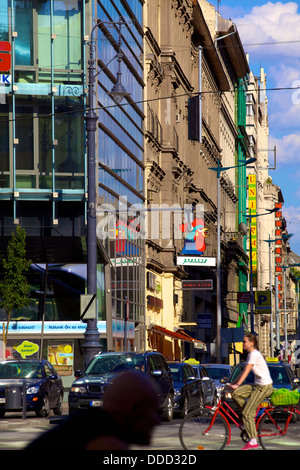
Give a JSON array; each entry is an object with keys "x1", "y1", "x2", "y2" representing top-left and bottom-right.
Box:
[{"x1": 0, "y1": 0, "x2": 145, "y2": 380}]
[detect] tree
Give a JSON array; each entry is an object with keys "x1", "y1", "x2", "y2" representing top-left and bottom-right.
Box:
[{"x1": 0, "y1": 226, "x2": 31, "y2": 354}]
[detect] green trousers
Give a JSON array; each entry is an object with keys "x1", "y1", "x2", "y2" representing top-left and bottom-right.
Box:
[{"x1": 232, "y1": 383, "x2": 274, "y2": 439}]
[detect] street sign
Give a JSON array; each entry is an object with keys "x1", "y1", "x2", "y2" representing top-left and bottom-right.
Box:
[
  {"x1": 80, "y1": 294, "x2": 97, "y2": 320},
  {"x1": 237, "y1": 292, "x2": 251, "y2": 303},
  {"x1": 197, "y1": 314, "x2": 212, "y2": 329},
  {"x1": 255, "y1": 291, "x2": 271, "y2": 313},
  {"x1": 182, "y1": 280, "x2": 213, "y2": 290}
]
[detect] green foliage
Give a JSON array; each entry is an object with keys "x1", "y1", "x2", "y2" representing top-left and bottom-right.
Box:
[{"x1": 0, "y1": 226, "x2": 31, "y2": 336}]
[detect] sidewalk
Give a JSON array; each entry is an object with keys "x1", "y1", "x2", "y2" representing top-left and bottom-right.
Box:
[{"x1": 0, "y1": 402, "x2": 69, "y2": 430}]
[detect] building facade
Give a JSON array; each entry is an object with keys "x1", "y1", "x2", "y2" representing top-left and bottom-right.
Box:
[{"x1": 0, "y1": 0, "x2": 145, "y2": 389}]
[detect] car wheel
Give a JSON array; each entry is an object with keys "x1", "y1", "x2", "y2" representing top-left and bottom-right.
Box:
[
  {"x1": 180, "y1": 396, "x2": 189, "y2": 418},
  {"x1": 36, "y1": 396, "x2": 51, "y2": 418},
  {"x1": 198, "y1": 393, "x2": 204, "y2": 409},
  {"x1": 161, "y1": 394, "x2": 173, "y2": 422},
  {"x1": 53, "y1": 395, "x2": 63, "y2": 415}
]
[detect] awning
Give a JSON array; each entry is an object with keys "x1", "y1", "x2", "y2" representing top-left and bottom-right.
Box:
[{"x1": 148, "y1": 325, "x2": 207, "y2": 351}]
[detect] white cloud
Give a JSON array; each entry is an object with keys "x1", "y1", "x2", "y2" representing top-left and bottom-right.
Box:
[
  {"x1": 282, "y1": 206, "x2": 300, "y2": 249},
  {"x1": 233, "y1": 2, "x2": 300, "y2": 58},
  {"x1": 269, "y1": 133, "x2": 300, "y2": 164}
]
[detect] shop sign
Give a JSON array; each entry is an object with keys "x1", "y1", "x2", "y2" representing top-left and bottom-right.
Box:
[
  {"x1": 180, "y1": 217, "x2": 208, "y2": 255},
  {"x1": 177, "y1": 256, "x2": 216, "y2": 266},
  {"x1": 15, "y1": 340, "x2": 39, "y2": 358},
  {"x1": 248, "y1": 174, "x2": 257, "y2": 286},
  {"x1": 0, "y1": 320, "x2": 135, "y2": 338},
  {"x1": 0, "y1": 41, "x2": 11, "y2": 72}
]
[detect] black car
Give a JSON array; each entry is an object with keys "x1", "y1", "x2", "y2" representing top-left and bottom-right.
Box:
[
  {"x1": 0, "y1": 359, "x2": 64, "y2": 418},
  {"x1": 168, "y1": 362, "x2": 203, "y2": 417},
  {"x1": 185, "y1": 361, "x2": 217, "y2": 406},
  {"x1": 68, "y1": 351, "x2": 175, "y2": 421}
]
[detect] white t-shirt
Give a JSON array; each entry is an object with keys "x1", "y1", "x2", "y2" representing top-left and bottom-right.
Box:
[{"x1": 246, "y1": 349, "x2": 273, "y2": 386}]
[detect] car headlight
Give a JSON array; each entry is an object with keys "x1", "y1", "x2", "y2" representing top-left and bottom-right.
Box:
[
  {"x1": 71, "y1": 386, "x2": 87, "y2": 394},
  {"x1": 27, "y1": 386, "x2": 39, "y2": 394}
]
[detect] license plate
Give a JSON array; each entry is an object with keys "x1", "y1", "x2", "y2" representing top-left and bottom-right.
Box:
[
  {"x1": 90, "y1": 400, "x2": 102, "y2": 407},
  {"x1": 0, "y1": 398, "x2": 5, "y2": 404}
]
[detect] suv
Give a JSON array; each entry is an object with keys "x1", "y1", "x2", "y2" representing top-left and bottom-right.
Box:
[{"x1": 68, "y1": 351, "x2": 174, "y2": 421}]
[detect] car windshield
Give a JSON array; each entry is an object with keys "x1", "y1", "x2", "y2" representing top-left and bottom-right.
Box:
[
  {"x1": 85, "y1": 355, "x2": 146, "y2": 375},
  {"x1": 169, "y1": 366, "x2": 183, "y2": 382},
  {"x1": 206, "y1": 367, "x2": 230, "y2": 380},
  {"x1": 0, "y1": 361, "x2": 43, "y2": 379},
  {"x1": 230, "y1": 364, "x2": 289, "y2": 385},
  {"x1": 268, "y1": 365, "x2": 289, "y2": 385}
]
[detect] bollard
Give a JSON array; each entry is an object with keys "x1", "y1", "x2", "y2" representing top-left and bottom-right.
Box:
[{"x1": 22, "y1": 382, "x2": 27, "y2": 420}]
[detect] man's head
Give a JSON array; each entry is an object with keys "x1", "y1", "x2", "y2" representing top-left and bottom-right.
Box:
[{"x1": 102, "y1": 370, "x2": 160, "y2": 445}]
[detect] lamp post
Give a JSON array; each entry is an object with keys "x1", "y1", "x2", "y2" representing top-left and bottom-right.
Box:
[
  {"x1": 83, "y1": 18, "x2": 129, "y2": 369},
  {"x1": 209, "y1": 157, "x2": 256, "y2": 363}
]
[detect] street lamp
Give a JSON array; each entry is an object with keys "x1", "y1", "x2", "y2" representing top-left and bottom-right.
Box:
[
  {"x1": 83, "y1": 18, "x2": 130, "y2": 368},
  {"x1": 209, "y1": 157, "x2": 256, "y2": 363}
]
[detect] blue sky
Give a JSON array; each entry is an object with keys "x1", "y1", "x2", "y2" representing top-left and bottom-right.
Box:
[{"x1": 215, "y1": 0, "x2": 300, "y2": 253}]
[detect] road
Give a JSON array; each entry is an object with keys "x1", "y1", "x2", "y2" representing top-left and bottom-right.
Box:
[
  {"x1": 0, "y1": 404, "x2": 253, "y2": 451},
  {"x1": 0, "y1": 405, "x2": 299, "y2": 452}
]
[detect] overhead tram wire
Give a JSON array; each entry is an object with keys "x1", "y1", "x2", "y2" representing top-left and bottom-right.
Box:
[{"x1": 1, "y1": 83, "x2": 300, "y2": 126}]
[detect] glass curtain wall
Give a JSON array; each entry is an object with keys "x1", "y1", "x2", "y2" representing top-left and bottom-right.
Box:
[
  {"x1": 1, "y1": 0, "x2": 85, "y2": 195},
  {"x1": 95, "y1": 0, "x2": 145, "y2": 351}
]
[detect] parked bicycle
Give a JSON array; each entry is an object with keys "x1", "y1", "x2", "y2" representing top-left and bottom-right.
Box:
[{"x1": 179, "y1": 387, "x2": 300, "y2": 450}]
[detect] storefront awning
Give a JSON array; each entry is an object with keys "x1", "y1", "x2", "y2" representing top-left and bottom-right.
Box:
[{"x1": 148, "y1": 325, "x2": 206, "y2": 351}]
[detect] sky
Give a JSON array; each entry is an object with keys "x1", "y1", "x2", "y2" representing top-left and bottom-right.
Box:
[{"x1": 214, "y1": 0, "x2": 300, "y2": 254}]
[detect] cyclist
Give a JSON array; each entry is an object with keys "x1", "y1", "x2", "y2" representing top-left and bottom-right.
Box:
[{"x1": 230, "y1": 333, "x2": 273, "y2": 450}]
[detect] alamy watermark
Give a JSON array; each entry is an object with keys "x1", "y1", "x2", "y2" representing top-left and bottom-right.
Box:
[{"x1": 95, "y1": 197, "x2": 205, "y2": 241}]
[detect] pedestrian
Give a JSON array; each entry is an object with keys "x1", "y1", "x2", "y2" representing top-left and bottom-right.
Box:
[
  {"x1": 25, "y1": 370, "x2": 160, "y2": 450},
  {"x1": 230, "y1": 333, "x2": 273, "y2": 450}
]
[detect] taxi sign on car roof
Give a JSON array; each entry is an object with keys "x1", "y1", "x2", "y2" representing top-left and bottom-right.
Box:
[
  {"x1": 184, "y1": 358, "x2": 200, "y2": 365},
  {"x1": 266, "y1": 357, "x2": 278, "y2": 362}
]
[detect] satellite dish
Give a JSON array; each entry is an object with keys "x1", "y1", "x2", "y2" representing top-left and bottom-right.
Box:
[{"x1": 238, "y1": 222, "x2": 248, "y2": 235}]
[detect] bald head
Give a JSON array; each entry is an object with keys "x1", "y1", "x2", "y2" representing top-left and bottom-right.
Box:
[
  {"x1": 103, "y1": 370, "x2": 159, "y2": 412},
  {"x1": 102, "y1": 370, "x2": 160, "y2": 445}
]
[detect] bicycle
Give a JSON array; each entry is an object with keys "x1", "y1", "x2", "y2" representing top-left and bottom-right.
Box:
[{"x1": 179, "y1": 388, "x2": 300, "y2": 450}]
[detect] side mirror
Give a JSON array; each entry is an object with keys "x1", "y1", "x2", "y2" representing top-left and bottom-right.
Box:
[
  {"x1": 75, "y1": 370, "x2": 83, "y2": 379},
  {"x1": 152, "y1": 370, "x2": 162, "y2": 377}
]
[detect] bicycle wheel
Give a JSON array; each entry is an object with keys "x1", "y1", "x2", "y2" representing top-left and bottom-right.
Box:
[
  {"x1": 258, "y1": 407, "x2": 300, "y2": 450},
  {"x1": 179, "y1": 407, "x2": 229, "y2": 451}
]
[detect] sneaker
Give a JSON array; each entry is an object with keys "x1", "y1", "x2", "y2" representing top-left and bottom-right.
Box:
[{"x1": 241, "y1": 442, "x2": 259, "y2": 450}]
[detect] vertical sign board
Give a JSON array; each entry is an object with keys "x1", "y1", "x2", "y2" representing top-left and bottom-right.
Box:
[
  {"x1": 275, "y1": 203, "x2": 283, "y2": 309},
  {"x1": 248, "y1": 174, "x2": 257, "y2": 287}
]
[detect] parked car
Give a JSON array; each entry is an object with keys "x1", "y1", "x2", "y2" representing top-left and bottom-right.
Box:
[
  {"x1": 168, "y1": 362, "x2": 203, "y2": 417},
  {"x1": 0, "y1": 359, "x2": 64, "y2": 418},
  {"x1": 184, "y1": 359, "x2": 217, "y2": 406},
  {"x1": 203, "y1": 363, "x2": 233, "y2": 397},
  {"x1": 224, "y1": 359, "x2": 300, "y2": 411},
  {"x1": 68, "y1": 351, "x2": 174, "y2": 421}
]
